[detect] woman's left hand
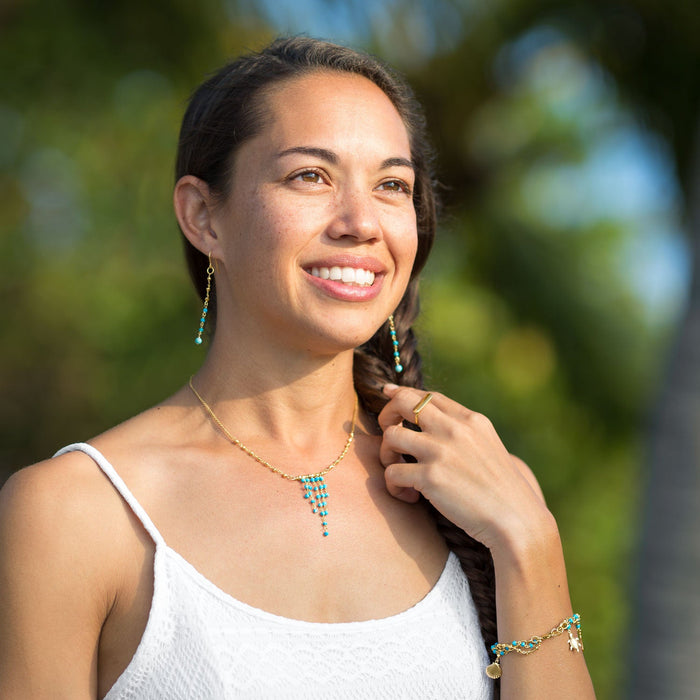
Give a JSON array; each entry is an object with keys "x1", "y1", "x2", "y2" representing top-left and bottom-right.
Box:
[{"x1": 378, "y1": 384, "x2": 552, "y2": 552}]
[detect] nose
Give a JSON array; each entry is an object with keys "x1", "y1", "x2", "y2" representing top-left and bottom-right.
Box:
[{"x1": 325, "y1": 189, "x2": 382, "y2": 243}]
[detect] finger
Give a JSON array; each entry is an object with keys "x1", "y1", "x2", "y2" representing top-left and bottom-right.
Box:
[
  {"x1": 382, "y1": 383, "x2": 401, "y2": 396},
  {"x1": 378, "y1": 387, "x2": 450, "y2": 431},
  {"x1": 379, "y1": 423, "x2": 427, "y2": 468},
  {"x1": 384, "y1": 461, "x2": 424, "y2": 502},
  {"x1": 387, "y1": 485, "x2": 422, "y2": 503},
  {"x1": 378, "y1": 385, "x2": 430, "y2": 430}
]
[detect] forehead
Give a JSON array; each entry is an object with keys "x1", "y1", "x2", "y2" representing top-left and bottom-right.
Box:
[{"x1": 258, "y1": 71, "x2": 412, "y2": 156}]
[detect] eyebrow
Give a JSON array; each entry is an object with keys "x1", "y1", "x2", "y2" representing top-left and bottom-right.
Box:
[{"x1": 277, "y1": 146, "x2": 414, "y2": 171}]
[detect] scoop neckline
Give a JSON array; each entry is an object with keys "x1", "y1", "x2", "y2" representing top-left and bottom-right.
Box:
[{"x1": 164, "y1": 545, "x2": 458, "y2": 629}]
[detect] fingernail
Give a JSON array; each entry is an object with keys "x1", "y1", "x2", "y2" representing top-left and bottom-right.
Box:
[{"x1": 383, "y1": 383, "x2": 400, "y2": 394}]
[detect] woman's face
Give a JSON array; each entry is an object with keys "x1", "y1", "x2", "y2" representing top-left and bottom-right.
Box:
[{"x1": 210, "y1": 70, "x2": 418, "y2": 355}]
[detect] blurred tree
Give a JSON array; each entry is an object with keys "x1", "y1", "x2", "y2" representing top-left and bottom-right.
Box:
[
  {"x1": 630, "y1": 115, "x2": 700, "y2": 699},
  {"x1": 0, "y1": 0, "x2": 272, "y2": 470},
  {"x1": 574, "y1": 4, "x2": 700, "y2": 698}
]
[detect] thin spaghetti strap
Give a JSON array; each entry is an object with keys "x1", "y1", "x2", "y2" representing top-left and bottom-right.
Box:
[{"x1": 53, "y1": 442, "x2": 166, "y2": 548}]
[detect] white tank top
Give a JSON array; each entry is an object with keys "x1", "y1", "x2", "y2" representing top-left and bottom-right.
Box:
[{"x1": 55, "y1": 443, "x2": 492, "y2": 699}]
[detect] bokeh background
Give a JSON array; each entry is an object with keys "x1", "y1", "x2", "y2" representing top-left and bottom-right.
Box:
[{"x1": 1, "y1": 1, "x2": 698, "y2": 698}]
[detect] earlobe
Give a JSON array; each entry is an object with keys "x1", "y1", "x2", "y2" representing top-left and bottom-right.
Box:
[{"x1": 174, "y1": 175, "x2": 219, "y2": 255}]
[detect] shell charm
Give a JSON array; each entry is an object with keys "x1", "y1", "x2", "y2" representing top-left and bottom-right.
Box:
[{"x1": 485, "y1": 661, "x2": 502, "y2": 679}]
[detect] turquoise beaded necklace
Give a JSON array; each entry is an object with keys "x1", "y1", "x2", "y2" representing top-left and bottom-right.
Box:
[{"x1": 189, "y1": 377, "x2": 358, "y2": 537}]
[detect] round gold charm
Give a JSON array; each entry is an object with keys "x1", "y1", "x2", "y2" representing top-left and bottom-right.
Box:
[{"x1": 485, "y1": 662, "x2": 502, "y2": 679}]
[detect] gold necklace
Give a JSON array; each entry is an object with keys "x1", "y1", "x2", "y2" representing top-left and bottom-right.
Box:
[{"x1": 188, "y1": 376, "x2": 358, "y2": 537}]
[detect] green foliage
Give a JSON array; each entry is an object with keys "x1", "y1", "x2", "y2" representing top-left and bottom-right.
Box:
[{"x1": 0, "y1": 1, "x2": 275, "y2": 466}]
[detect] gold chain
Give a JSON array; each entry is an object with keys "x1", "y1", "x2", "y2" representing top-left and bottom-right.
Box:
[{"x1": 188, "y1": 377, "x2": 358, "y2": 481}]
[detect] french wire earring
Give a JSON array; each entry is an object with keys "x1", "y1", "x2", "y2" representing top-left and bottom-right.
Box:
[
  {"x1": 194, "y1": 252, "x2": 214, "y2": 346},
  {"x1": 388, "y1": 314, "x2": 403, "y2": 373}
]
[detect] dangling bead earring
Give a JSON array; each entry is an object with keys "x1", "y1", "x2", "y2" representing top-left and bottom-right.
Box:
[
  {"x1": 194, "y1": 252, "x2": 214, "y2": 346},
  {"x1": 388, "y1": 314, "x2": 403, "y2": 373}
]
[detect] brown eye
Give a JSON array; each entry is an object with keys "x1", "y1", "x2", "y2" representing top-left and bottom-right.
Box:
[
  {"x1": 293, "y1": 170, "x2": 324, "y2": 184},
  {"x1": 377, "y1": 179, "x2": 411, "y2": 194}
]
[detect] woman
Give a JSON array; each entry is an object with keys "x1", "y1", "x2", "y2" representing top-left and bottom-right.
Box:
[{"x1": 0, "y1": 38, "x2": 595, "y2": 699}]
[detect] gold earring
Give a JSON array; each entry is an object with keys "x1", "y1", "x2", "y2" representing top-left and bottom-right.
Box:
[
  {"x1": 388, "y1": 314, "x2": 403, "y2": 373},
  {"x1": 194, "y1": 252, "x2": 214, "y2": 346}
]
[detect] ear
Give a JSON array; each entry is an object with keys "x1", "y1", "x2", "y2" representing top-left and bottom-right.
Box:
[{"x1": 173, "y1": 175, "x2": 221, "y2": 256}]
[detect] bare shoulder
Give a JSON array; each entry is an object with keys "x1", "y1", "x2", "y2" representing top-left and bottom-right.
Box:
[
  {"x1": 0, "y1": 452, "x2": 141, "y2": 697},
  {"x1": 0, "y1": 450, "x2": 136, "y2": 610},
  {"x1": 0, "y1": 389, "x2": 195, "y2": 698},
  {"x1": 0, "y1": 451, "x2": 123, "y2": 557},
  {"x1": 510, "y1": 454, "x2": 546, "y2": 503},
  {"x1": 0, "y1": 391, "x2": 194, "y2": 580}
]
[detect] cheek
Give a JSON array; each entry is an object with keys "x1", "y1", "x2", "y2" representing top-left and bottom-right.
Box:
[
  {"x1": 409, "y1": 228, "x2": 419, "y2": 259},
  {"x1": 238, "y1": 204, "x2": 314, "y2": 280},
  {"x1": 258, "y1": 188, "x2": 321, "y2": 233},
  {"x1": 398, "y1": 214, "x2": 419, "y2": 268}
]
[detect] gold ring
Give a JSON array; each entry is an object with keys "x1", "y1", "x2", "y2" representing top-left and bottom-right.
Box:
[{"x1": 412, "y1": 392, "x2": 433, "y2": 428}]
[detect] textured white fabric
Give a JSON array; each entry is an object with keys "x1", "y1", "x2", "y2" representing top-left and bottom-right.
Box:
[{"x1": 55, "y1": 443, "x2": 493, "y2": 700}]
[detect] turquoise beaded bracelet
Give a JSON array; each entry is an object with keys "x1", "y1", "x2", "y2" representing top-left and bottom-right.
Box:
[{"x1": 485, "y1": 613, "x2": 584, "y2": 679}]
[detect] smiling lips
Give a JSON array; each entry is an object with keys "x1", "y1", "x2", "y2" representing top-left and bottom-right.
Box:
[{"x1": 310, "y1": 266, "x2": 376, "y2": 287}]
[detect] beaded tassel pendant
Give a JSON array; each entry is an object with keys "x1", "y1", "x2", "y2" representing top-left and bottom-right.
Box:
[{"x1": 300, "y1": 476, "x2": 330, "y2": 536}]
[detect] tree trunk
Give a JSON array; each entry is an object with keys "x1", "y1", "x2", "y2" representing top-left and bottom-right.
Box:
[{"x1": 629, "y1": 113, "x2": 700, "y2": 699}]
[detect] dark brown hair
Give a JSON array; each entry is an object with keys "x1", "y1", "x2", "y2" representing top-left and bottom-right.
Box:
[{"x1": 176, "y1": 36, "x2": 497, "y2": 690}]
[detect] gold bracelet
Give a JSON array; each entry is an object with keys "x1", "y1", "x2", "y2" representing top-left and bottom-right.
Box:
[{"x1": 485, "y1": 613, "x2": 583, "y2": 679}]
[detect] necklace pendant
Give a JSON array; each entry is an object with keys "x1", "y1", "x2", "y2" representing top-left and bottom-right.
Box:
[{"x1": 301, "y1": 475, "x2": 329, "y2": 537}]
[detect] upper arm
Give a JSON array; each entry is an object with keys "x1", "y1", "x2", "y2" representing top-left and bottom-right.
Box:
[{"x1": 0, "y1": 458, "x2": 115, "y2": 699}]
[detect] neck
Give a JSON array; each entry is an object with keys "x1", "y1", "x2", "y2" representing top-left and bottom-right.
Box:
[{"x1": 191, "y1": 326, "x2": 361, "y2": 449}]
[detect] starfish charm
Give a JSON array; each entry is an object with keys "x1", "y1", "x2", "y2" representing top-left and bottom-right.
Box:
[{"x1": 568, "y1": 631, "x2": 583, "y2": 652}]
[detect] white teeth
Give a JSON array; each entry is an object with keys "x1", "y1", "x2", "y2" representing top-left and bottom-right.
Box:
[{"x1": 309, "y1": 266, "x2": 376, "y2": 286}]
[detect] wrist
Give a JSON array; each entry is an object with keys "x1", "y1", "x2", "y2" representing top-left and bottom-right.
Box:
[{"x1": 489, "y1": 508, "x2": 562, "y2": 575}]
